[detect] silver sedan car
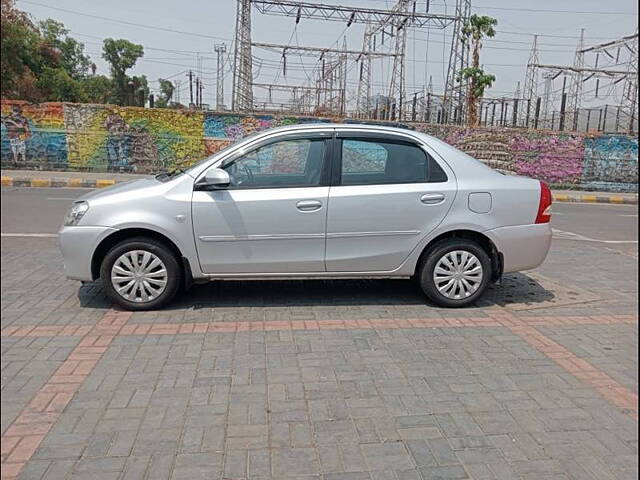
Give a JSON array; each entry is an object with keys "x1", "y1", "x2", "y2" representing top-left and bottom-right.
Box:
[{"x1": 59, "y1": 124, "x2": 552, "y2": 310}]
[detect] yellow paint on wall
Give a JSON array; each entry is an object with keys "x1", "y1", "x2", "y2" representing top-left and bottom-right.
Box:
[
  {"x1": 96, "y1": 179, "x2": 116, "y2": 188},
  {"x1": 66, "y1": 178, "x2": 83, "y2": 187},
  {"x1": 30, "y1": 178, "x2": 52, "y2": 188}
]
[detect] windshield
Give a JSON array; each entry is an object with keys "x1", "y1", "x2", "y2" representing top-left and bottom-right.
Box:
[{"x1": 185, "y1": 131, "x2": 263, "y2": 175}]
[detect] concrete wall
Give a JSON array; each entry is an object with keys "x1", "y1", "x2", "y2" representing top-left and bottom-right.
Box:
[{"x1": 1, "y1": 100, "x2": 637, "y2": 192}]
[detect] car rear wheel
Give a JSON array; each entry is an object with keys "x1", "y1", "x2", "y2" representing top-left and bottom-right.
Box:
[
  {"x1": 100, "y1": 237, "x2": 181, "y2": 311},
  {"x1": 418, "y1": 239, "x2": 492, "y2": 308}
]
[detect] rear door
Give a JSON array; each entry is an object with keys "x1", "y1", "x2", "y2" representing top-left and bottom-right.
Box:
[{"x1": 325, "y1": 132, "x2": 456, "y2": 272}]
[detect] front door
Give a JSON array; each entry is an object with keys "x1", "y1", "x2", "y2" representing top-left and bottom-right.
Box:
[
  {"x1": 325, "y1": 135, "x2": 456, "y2": 272},
  {"x1": 192, "y1": 134, "x2": 331, "y2": 274}
]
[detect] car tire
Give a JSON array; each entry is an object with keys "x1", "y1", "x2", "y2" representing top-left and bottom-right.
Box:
[
  {"x1": 418, "y1": 238, "x2": 492, "y2": 308},
  {"x1": 100, "y1": 237, "x2": 181, "y2": 311}
]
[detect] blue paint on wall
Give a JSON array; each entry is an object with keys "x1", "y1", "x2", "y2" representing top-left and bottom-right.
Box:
[{"x1": 583, "y1": 135, "x2": 638, "y2": 192}]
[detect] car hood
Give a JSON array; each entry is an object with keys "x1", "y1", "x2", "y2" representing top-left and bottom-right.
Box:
[{"x1": 77, "y1": 177, "x2": 158, "y2": 202}]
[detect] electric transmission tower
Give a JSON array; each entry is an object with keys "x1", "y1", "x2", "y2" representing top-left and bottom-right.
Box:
[
  {"x1": 520, "y1": 35, "x2": 539, "y2": 127},
  {"x1": 249, "y1": 0, "x2": 457, "y2": 118},
  {"x1": 355, "y1": 1, "x2": 411, "y2": 119},
  {"x1": 232, "y1": 0, "x2": 253, "y2": 111},
  {"x1": 541, "y1": 72, "x2": 554, "y2": 129},
  {"x1": 530, "y1": 32, "x2": 637, "y2": 132},
  {"x1": 620, "y1": 35, "x2": 638, "y2": 134},
  {"x1": 214, "y1": 43, "x2": 227, "y2": 111},
  {"x1": 567, "y1": 29, "x2": 585, "y2": 130},
  {"x1": 356, "y1": 21, "x2": 375, "y2": 117},
  {"x1": 387, "y1": 1, "x2": 411, "y2": 120},
  {"x1": 443, "y1": 0, "x2": 471, "y2": 124}
]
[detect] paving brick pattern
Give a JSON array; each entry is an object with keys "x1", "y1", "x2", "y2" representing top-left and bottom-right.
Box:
[
  {"x1": 538, "y1": 324, "x2": 639, "y2": 395},
  {"x1": 1, "y1": 237, "x2": 638, "y2": 479}
]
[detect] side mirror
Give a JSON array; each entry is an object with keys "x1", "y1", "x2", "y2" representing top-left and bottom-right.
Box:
[{"x1": 197, "y1": 168, "x2": 230, "y2": 189}]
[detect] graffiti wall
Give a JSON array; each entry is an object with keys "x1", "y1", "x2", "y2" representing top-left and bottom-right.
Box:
[
  {"x1": 62, "y1": 104, "x2": 205, "y2": 172},
  {"x1": 1, "y1": 99, "x2": 637, "y2": 192},
  {"x1": 1, "y1": 101, "x2": 67, "y2": 169},
  {"x1": 582, "y1": 135, "x2": 638, "y2": 192}
]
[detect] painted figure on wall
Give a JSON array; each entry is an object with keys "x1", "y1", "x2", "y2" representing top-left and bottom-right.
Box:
[
  {"x1": 128, "y1": 125, "x2": 158, "y2": 172},
  {"x1": 104, "y1": 113, "x2": 131, "y2": 170},
  {"x1": 1, "y1": 105, "x2": 32, "y2": 164}
]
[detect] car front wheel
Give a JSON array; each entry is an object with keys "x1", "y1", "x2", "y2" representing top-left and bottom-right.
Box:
[
  {"x1": 100, "y1": 237, "x2": 181, "y2": 311},
  {"x1": 418, "y1": 239, "x2": 492, "y2": 308}
]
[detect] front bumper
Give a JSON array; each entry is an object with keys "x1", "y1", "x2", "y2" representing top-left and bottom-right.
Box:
[
  {"x1": 58, "y1": 226, "x2": 117, "y2": 281},
  {"x1": 485, "y1": 223, "x2": 552, "y2": 273}
]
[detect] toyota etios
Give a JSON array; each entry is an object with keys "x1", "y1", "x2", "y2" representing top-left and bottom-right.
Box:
[{"x1": 59, "y1": 124, "x2": 552, "y2": 310}]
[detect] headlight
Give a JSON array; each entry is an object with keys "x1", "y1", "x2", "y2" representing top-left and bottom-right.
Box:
[{"x1": 64, "y1": 201, "x2": 89, "y2": 226}]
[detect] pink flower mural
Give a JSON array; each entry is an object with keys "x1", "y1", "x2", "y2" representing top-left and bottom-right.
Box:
[{"x1": 511, "y1": 134, "x2": 584, "y2": 185}]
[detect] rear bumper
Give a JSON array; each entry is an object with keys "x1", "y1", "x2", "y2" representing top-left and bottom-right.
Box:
[
  {"x1": 58, "y1": 226, "x2": 116, "y2": 281},
  {"x1": 485, "y1": 223, "x2": 552, "y2": 273}
]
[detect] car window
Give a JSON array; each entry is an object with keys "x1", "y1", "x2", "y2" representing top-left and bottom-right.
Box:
[
  {"x1": 340, "y1": 138, "x2": 447, "y2": 185},
  {"x1": 223, "y1": 138, "x2": 325, "y2": 188}
]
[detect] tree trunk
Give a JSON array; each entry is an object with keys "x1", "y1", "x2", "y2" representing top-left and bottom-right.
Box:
[
  {"x1": 468, "y1": 89, "x2": 479, "y2": 127},
  {"x1": 467, "y1": 40, "x2": 482, "y2": 127}
]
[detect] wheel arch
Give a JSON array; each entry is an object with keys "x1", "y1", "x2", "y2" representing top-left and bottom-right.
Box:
[
  {"x1": 91, "y1": 227, "x2": 184, "y2": 281},
  {"x1": 415, "y1": 229, "x2": 503, "y2": 282}
]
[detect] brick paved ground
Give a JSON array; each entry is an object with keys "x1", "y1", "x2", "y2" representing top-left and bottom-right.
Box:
[{"x1": 1, "y1": 235, "x2": 638, "y2": 480}]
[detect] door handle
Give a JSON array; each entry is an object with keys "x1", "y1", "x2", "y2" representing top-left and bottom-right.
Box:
[
  {"x1": 296, "y1": 200, "x2": 322, "y2": 211},
  {"x1": 420, "y1": 193, "x2": 445, "y2": 205}
]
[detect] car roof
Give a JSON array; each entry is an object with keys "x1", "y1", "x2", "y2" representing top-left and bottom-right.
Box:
[{"x1": 261, "y1": 122, "x2": 416, "y2": 134}]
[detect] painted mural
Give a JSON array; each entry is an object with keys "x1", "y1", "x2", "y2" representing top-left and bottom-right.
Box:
[
  {"x1": 63, "y1": 104, "x2": 204, "y2": 172},
  {"x1": 1, "y1": 101, "x2": 67, "y2": 169},
  {"x1": 0, "y1": 99, "x2": 637, "y2": 192},
  {"x1": 583, "y1": 135, "x2": 638, "y2": 192}
]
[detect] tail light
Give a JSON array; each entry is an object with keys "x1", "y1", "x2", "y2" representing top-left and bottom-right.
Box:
[{"x1": 535, "y1": 181, "x2": 552, "y2": 224}]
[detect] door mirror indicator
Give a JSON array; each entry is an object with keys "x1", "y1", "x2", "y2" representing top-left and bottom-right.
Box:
[{"x1": 197, "y1": 168, "x2": 230, "y2": 189}]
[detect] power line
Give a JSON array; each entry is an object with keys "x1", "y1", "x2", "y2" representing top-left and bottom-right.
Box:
[
  {"x1": 472, "y1": 5, "x2": 635, "y2": 15},
  {"x1": 19, "y1": 0, "x2": 233, "y2": 41},
  {"x1": 496, "y1": 30, "x2": 631, "y2": 40}
]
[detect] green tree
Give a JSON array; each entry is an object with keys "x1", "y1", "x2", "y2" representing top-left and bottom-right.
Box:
[
  {"x1": 155, "y1": 78, "x2": 175, "y2": 108},
  {"x1": 80, "y1": 75, "x2": 115, "y2": 104},
  {"x1": 458, "y1": 14, "x2": 498, "y2": 127},
  {"x1": 102, "y1": 38, "x2": 144, "y2": 105},
  {"x1": 38, "y1": 19, "x2": 91, "y2": 79},
  {"x1": 0, "y1": 0, "x2": 42, "y2": 100},
  {"x1": 129, "y1": 74, "x2": 149, "y2": 107},
  {"x1": 35, "y1": 66, "x2": 86, "y2": 102}
]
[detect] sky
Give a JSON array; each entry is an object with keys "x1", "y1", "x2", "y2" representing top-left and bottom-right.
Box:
[{"x1": 17, "y1": 0, "x2": 639, "y2": 110}]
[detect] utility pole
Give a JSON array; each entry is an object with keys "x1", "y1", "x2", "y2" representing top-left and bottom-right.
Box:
[
  {"x1": 214, "y1": 43, "x2": 227, "y2": 110},
  {"x1": 512, "y1": 81, "x2": 521, "y2": 127},
  {"x1": 188, "y1": 70, "x2": 194, "y2": 106},
  {"x1": 426, "y1": 75, "x2": 433, "y2": 122},
  {"x1": 232, "y1": 0, "x2": 253, "y2": 111},
  {"x1": 195, "y1": 77, "x2": 200, "y2": 108},
  {"x1": 541, "y1": 72, "x2": 553, "y2": 129}
]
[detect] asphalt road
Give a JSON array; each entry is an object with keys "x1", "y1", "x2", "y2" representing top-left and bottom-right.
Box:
[{"x1": 1, "y1": 186, "x2": 638, "y2": 248}]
